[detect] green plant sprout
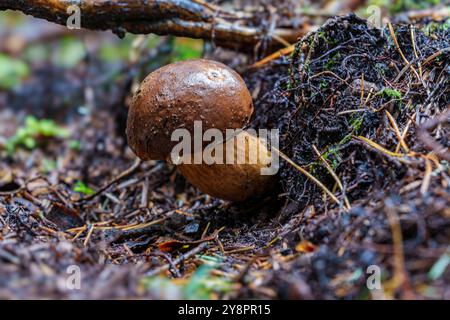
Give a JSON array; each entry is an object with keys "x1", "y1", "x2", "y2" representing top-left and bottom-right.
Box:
[
  {"x1": 6, "y1": 116, "x2": 70, "y2": 154},
  {"x1": 142, "y1": 256, "x2": 232, "y2": 299}
]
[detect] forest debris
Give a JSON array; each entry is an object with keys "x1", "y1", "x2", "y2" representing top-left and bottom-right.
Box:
[
  {"x1": 387, "y1": 22, "x2": 420, "y2": 81},
  {"x1": 420, "y1": 158, "x2": 432, "y2": 195},
  {"x1": 295, "y1": 240, "x2": 317, "y2": 253},
  {"x1": 46, "y1": 202, "x2": 83, "y2": 230},
  {"x1": 157, "y1": 228, "x2": 222, "y2": 253},
  {"x1": 76, "y1": 158, "x2": 142, "y2": 203},
  {"x1": 0, "y1": 10, "x2": 448, "y2": 299},
  {"x1": 428, "y1": 248, "x2": 450, "y2": 281},
  {"x1": 312, "y1": 144, "x2": 351, "y2": 209}
]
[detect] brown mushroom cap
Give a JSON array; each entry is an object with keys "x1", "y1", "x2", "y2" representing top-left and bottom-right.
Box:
[{"x1": 126, "y1": 59, "x2": 254, "y2": 160}]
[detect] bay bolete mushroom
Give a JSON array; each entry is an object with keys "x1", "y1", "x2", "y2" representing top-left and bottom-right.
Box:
[{"x1": 126, "y1": 59, "x2": 275, "y2": 201}]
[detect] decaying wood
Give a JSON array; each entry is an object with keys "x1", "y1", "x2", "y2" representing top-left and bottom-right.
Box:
[{"x1": 0, "y1": 0, "x2": 310, "y2": 51}]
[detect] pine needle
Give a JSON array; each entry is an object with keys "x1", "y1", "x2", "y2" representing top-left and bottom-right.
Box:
[
  {"x1": 312, "y1": 145, "x2": 351, "y2": 210},
  {"x1": 272, "y1": 147, "x2": 341, "y2": 206},
  {"x1": 420, "y1": 158, "x2": 432, "y2": 195},
  {"x1": 388, "y1": 22, "x2": 420, "y2": 81},
  {"x1": 355, "y1": 136, "x2": 406, "y2": 157},
  {"x1": 250, "y1": 44, "x2": 295, "y2": 69},
  {"x1": 386, "y1": 110, "x2": 410, "y2": 152}
]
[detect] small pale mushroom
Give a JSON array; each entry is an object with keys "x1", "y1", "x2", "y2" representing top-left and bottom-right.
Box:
[{"x1": 126, "y1": 59, "x2": 275, "y2": 201}]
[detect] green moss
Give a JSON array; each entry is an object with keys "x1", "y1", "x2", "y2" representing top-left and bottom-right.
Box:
[
  {"x1": 317, "y1": 30, "x2": 339, "y2": 46},
  {"x1": 380, "y1": 88, "x2": 402, "y2": 100},
  {"x1": 319, "y1": 114, "x2": 364, "y2": 169},
  {"x1": 350, "y1": 115, "x2": 364, "y2": 132},
  {"x1": 320, "y1": 141, "x2": 346, "y2": 170},
  {"x1": 325, "y1": 52, "x2": 341, "y2": 70},
  {"x1": 317, "y1": 31, "x2": 328, "y2": 42},
  {"x1": 319, "y1": 81, "x2": 328, "y2": 89}
]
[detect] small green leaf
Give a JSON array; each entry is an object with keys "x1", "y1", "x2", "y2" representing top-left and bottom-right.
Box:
[
  {"x1": 380, "y1": 88, "x2": 402, "y2": 100},
  {"x1": 23, "y1": 136, "x2": 36, "y2": 149},
  {"x1": 73, "y1": 181, "x2": 95, "y2": 196},
  {"x1": 0, "y1": 53, "x2": 29, "y2": 90},
  {"x1": 142, "y1": 264, "x2": 232, "y2": 299},
  {"x1": 183, "y1": 265, "x2": 232, "y2": 300}
]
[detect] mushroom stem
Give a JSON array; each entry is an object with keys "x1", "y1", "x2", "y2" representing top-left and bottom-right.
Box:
[{"x1": 177, "y1": 131, "x2": 276, "y2": 201}]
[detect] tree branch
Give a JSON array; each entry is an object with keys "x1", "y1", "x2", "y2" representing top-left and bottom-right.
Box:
[{"x1": 0, "y1": 0, "x2": 310, "y2": 51}]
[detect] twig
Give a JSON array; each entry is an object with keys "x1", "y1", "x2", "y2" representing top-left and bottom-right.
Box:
[
  {"x1": 225, "y1": 246, "x2": 255, "y2": 254},
  {"x1": 200, "y1": 222, "x2": 210, "y2": 239},
  {"x1": 76, "y1": 158, "x2": 142, "y2": 203},
  {"x1": 395, "y1": 117, "x2": 413, "y2": 154},
  {"x1": 122, "y1": 218, "x2": 166, "y2": 231},
  {"x1": 385, "y1": 110, "x2": 410, "y2": 153},
  {"x1": 410, "y1": 26, "x2": 422, "y2": 78},
  {"x1": 422, "y1": 48, "x2": 450, "y2": 67},
  {"x1": 0, "y1": 0, "x2": 308, "y2": 52},
  {"x1": 234, "y1": 254, "x2": 260, "y2": 284},
  {"x1": 249, "y1": 44, "x2": 296, "y2": 69},
  {"x1": 420, "y1": 157, "x2": 432, "y2": 195},
  {"x1": 83, "y1": 224, "x2": 95, "y2": 247},
  {"x1": 146, "y1": 251, "x2": 182, "y2": 278}
]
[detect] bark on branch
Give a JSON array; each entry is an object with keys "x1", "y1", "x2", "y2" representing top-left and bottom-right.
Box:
[{"x1": 0, "y1": 0, "x2": 310, "y2": 51}]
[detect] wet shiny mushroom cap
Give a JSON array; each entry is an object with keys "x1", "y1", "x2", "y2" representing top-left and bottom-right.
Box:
[{"x1": 126, "y1": 59, "x2": 254, "y2": 160}]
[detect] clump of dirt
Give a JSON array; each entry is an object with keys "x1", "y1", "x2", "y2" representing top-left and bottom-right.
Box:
[
  {"x1": 251, "y1": 14, "x2": 449, "y2": 208},
  {"x1": 246, "y1": 14, "x2": 449, "y2": 298}
]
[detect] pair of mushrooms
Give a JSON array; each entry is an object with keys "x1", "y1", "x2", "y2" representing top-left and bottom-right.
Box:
[{"x1": 126, "y1": 59, "x2": 275, "y2": 201}]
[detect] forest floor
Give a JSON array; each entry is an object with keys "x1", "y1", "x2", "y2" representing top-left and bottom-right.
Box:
[{"x1": 0, "y1": 2, "x2": 449, "y2": 299}]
